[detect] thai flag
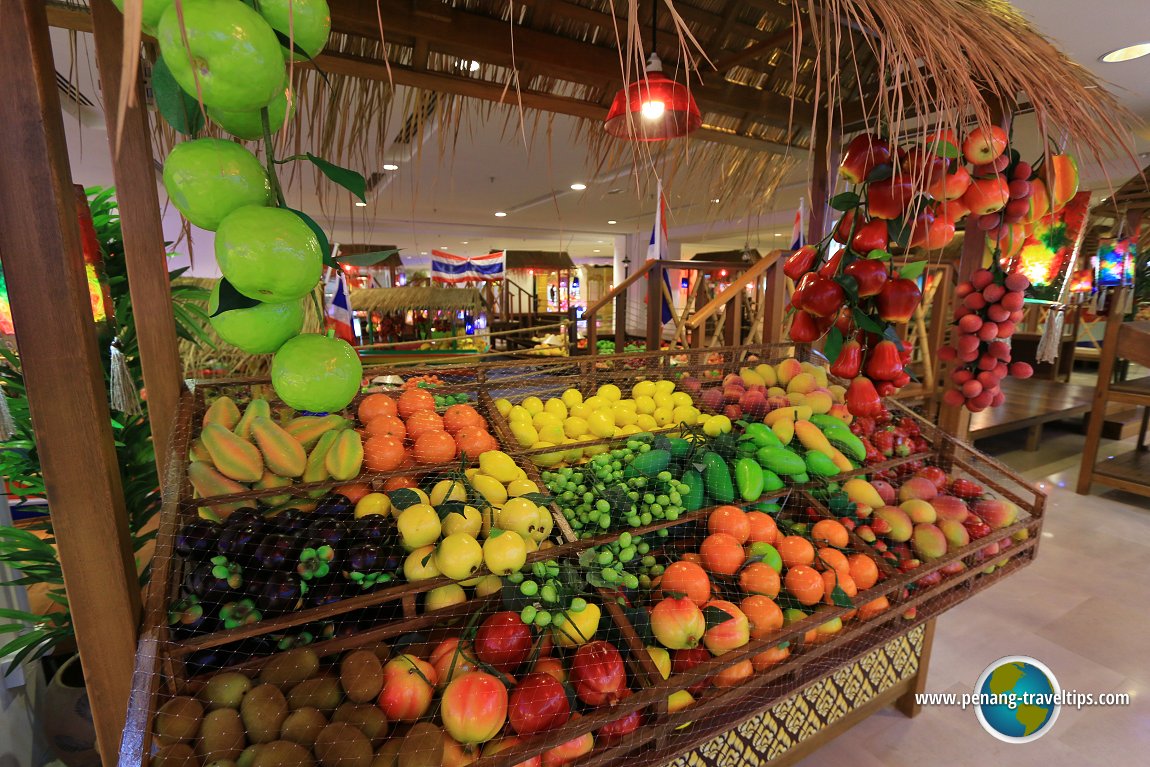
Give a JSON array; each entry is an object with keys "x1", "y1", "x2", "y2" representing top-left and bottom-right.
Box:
[
  {"x1": 326, "y1": 271, "x2": 356, "y2": 344},
  {"x1": 647, "y1": 184, "x2": 674, "y2": 325},
  {"x1": 432, "y1": 250, "x2": 505, "y2": 284},
  {"x1": 791, "y1": 197, "x2": 806, "y2": 250}
]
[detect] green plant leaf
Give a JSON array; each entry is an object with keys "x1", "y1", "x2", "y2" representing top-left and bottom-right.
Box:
[
  {"x1": 830, "y1": 584, "x2": 854, "y2": 608},
  {"x1": 852, "y1": 309, "x2": 885, "y2": 334},
  {"x1": 305, "y1": 154, "x2": 367, "y2": 202},
  {"x1": 898, "y1": 260, "x2": 928, "y2": 281},
  {"x1": 866, "y1": 164, "x2": 894, "y2": 182},
  {"x1": 888, "y1": 217, "x2": 913, "y2": 249},
  {"x1": 209, "y1": 278, "x2": 261, "y2": 317},
  {"x1": 288, "y1": 208, "x2": 338, "y2": 269},
  {"x1": 835, "y1": 273, "x2": 859, "y2": 305},
  {"x1": 829, "y1": 192, "x2": 860, "y2": 212},
  {"x1": 521, "y1": 492, "x2": 553, "y2": 506},
  {"x1": 867, "y1": 249, "x2": 892, "y2": 261},
  {"x1": 150, "y1": 57, "x2": 204, "y2": 136},
  {"x1": 702, "y1": 604, "x2": 735, "y2": 630},
  {"x1": 824, "y1": 326, "x2": 844, "y2": 364}
]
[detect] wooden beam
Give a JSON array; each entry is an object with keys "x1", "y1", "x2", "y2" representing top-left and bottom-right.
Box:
[
  {"x1": 89, "y1": 0, "x2": 183, "y2": 477},
  {"x1": 807, "y1": 118, "x2": 841, "y2": 242},
  {"x1": 0, "y1": 0, "x2": 139, "y2": 762},
  {"x1": 713, "y1": 26, "x2": 793, "y2": 75}
]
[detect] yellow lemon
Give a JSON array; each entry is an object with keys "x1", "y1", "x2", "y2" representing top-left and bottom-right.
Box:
[
  {"x1": 636, "y1": 413, "x2": 659, "y2": 431},
  {"x1": 561, "y1": 389, "x2": 584, "y2": 408},
  {"x1": 530, "y1": 442, "x2": 566, "y2": 467},
  {"x1": 509, "y1": 405, "x2": 532, "y2": 424},
  {"x1": 564, "y1": 416, "x2": 589, "y2": 438},
  {"x1": 653, "y1": 392, "x2": 675, "y2": 410},
  {"x1": 671, "y1": 391, "x2": 694, "y2": 408},
  {"x1": 494, "y1": 398, "x2": 513, "y2": 417},
  {"x1": 653, "y1": 407, "x2": 675, "y2": 427},
  {"x1": 584, "y1": 395, "x2": 606, "y2": 411},
  {"x1": 430, "y1": 479, "x2": 468, "y2": 506},
  {"x1": 507, "y1": 478, "x2": 540, "y2": 496},
  {"x1": 578, "y1": 433, "x2": 608, "y2": 457},
  {"x1": 478, "y1": 451, "x2": 519, "y2": 484},
  {"x1": 532, "y1": 411, "x2": 562, "y2": 430},
  {"x1": 632, "y1": 380, "x2": 657, "y2": 399},
  {"x1": 537, "y1": 423, "x2": 566, "y2": 444},
  {"x1": 471, "y1": 473, "x2": 508, "y2": 506},
  {"x1": 544, "y1": 398, "x2": 568, "y2": 420},
  {"x1": 354, "y1": 492, "x2": 392, "y2": 519},
  {"x1": 597, "y1": 383, "x2": 622, "y2": 401},
  {"x1": 645, "y1": 646, "x2": 672, "y2": 679},
  {"x1": 510, "y1": 420, "x2": 539, "y2": 448},
  {"x1": 614, "y1": 408, "x2": 638, "y2": 428},
  {"x1": 522, "y1": 396, "x2": 544, "y2": 415},
  {"x1": 562, "y1": 438, "x2": 583, "y2": 464},
  {"x1": 587, "y1": 411, "x2": 615, "y2": 438},
  {"x1": 568, "y1": 403, "x2": 589, "y2": 420},
  {"x1": 619, "y1": 424, "x2": 641, "y2": 435},
  {"x1": 653, "y1": 380, "x2": 676, "y2": 396},
  {"x1": 673, "y1": 405, "x2": 699, "y2": 427},
  {"x1": 613, "y1": 398, "x2": 637, "y2": 413},
  {"x1": 635, "y1": 396, "x2": 657, "y2": 415}
]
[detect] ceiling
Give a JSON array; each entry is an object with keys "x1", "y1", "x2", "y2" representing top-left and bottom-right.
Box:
[{"x1": 51, "y1": 1, "x2": 1150, "y2": 274}]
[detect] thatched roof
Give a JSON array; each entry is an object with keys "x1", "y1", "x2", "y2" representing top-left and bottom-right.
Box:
[
  {"x1": 351, "y1": 286, "x2": 487, "y2": 313},
  {"x1": 505, "y1": 251, "x2": 575, "y2": 271}
]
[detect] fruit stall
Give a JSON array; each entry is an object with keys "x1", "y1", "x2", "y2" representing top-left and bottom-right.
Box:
[
  {"x1": 349, "y1": 287, "x2": 489, "y2": 360},
  {"x1": 0, "y1": 1, "x2": 1137, "y2": 767}
]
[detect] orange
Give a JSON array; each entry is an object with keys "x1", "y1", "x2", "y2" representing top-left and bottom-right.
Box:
[
  {"x1": 738, "y1": 562, "x2": 781, "y2": 598},
  {"x1": 358, "y1": 393, "x2": 397, "y2": 424},
  {"x1": 334, "y1": 483, "x2": 371, "y2": 503},
  {"x1": 751, "y1": 645, "x2": 790, "y2": 672},
  {"x1": 821, "y1": 571, "x2": 858, "y2": 605},
  {"x1": 708, "y1": 506, "x2": 750, "y2": 544},
  {"x1": 397, "y1": 388, "x2": 436, "y2": 419},
  {"x1": 443, "y1": 404, "x2": 485, "y2": 435},
  {"x1": 679, "y1": 552, "x2": 703, "y2": 566},
  {"x1": 383, "y1": 473, "x2": 421, "y2": 492},
  {"x1": 776, "y1": 536, "x2": 815, "y2": 568},
  {"x1": 712, "y1": 658, "x2": 754, "y2": 688},
  {"x1": 699, "y1": 533, "x2": 746, "y2": 576},
  {"x1": 810, "y1": 519, "x2": 849, "y2": 549},
  {"x1": 659, "y1": 561, "x2": 712, "y2": 606},
  {"x1": 740, "y1": 595, "x2": 783, "y2": 638},
  {"x1": 814, "y1": 548, "x2": 851, "y2": 579},
  {"x1": 847, "y1": 554, "x2": 880, "y2": 590},
  {"x1": 405, "y1": 410, "x2": 445, "y2": 441},
  {"x1": 364, "y1": 435, "x2": 406, "y2": 472},
  {"x1": 413, "y1": 431, "x2": 458, "y2": 465},
  {"x1": 366, "y1": 414, "x2": 406, "y2": 440},
  {"x1": 857, "y1": 595, "x2": 890, "y2": 621},
  {"x1": 784, "y1": 565, "x2": 824, "y2": 606},
  {"x1": 746, "y1": 512, "x2": 778, "y2": 545},
  {"x1": 454, "y1": 427, "x2": 498, "y2": 459}
]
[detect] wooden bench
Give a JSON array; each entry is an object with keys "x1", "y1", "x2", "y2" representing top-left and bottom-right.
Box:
[{"x1": 969, "y1": 377, "x2": 1095, "y2": 450}]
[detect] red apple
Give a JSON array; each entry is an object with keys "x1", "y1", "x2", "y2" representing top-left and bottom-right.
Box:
[
  {"x1": 442, "y1": 671, "x2": 509, "y2": 745},
  {"x1": 876, "y1": 278, "x2": 922, "y2": 322},
  {"x1": 962, "y1": 176, "x2": 1011, "y2": 215},
  {"x1": 839, "y1": 133, "x2": 892, "y2": 184},
  {"x1": 570, "y1": 641, "x2": 627, "y2": 706},
  {"x1": 532, "y1": 657, "x2": 566, "y2": 685},
  {"x1": 509, "y1": 672, "x2": 570, "y2": 736},
  {"x1": 843, "y1": 258, "x2": 889, "y2": 297},
  {"x1": 962, "y1": 125, "x2": 1008, "y2": 164},
  {"x1": 378, "y1": 654, "x2": 437, "y2": 721},
  {"x1": 672, "y1": 647, "x2": 713, "y2": 695},
  {"x1": 867, "y1": 175, "x2": 914, "y2": 220},
  {"x1": 542, "y1": 716, "x2": 595, "y2": 767},
  {"x1": 475, "y1": 612, "x2": 534, "y2": 673},
  {"x1": 928, "y1": 164, "x2": 972, "y2": 201}
]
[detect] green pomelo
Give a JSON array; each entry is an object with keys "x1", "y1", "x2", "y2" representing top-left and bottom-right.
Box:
[
  {"x1": 256, "y1": 0, "x2": 332, "y2": 60},
  {"x1": 272, "y1": 333, "x2": 363, "y2": 413},
  {"x1": 208, "y1": 85, "x2": 297, "y2": 141},
  {"x1": 162, "y1": 138, "x2": 271, "y2": 231},
  {"x1": 111, "y1": 0, "x2": 173, "y2": 35},
  {"x1": 215, "y1": 206, "x2": 322, "y2": 302},
  {"x1": 208, "y1": 281, "x2": 304, "y2": 354},
  {"x1": 157, "y1": 0, "x2": 285, "y2": 112}
]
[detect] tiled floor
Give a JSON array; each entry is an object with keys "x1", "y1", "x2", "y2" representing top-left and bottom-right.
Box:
[{"x1": 794, "y1": 419, "x2": 1150, "y2": 767}]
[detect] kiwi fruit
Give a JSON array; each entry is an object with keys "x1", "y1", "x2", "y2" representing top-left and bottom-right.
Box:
[
  {"x1": 397, "y1": 723, "x2": 443, "y2": 767},
  {"x1": 280, "y1": 707, "x2": 328, "y2": 747},
  {"x1": 155, "y1": 696, "x2": 205, "y2": 744},
  {"x1": 314, "y1": 722, "x2": 373, "y2": 767},
  {"x1": 371, "y1": 738, "x2": 402, "y2": 767},
  {"x1": 287, "y1": 676, "x2": 343, "y2": 714},
  {"x1": 258, "y1": 648, "x2": 321, "y2": 690},
  {"x1": 152, "y1": 742, "x2": 200, "y2": 767},
  {"x1": 339, "y1": 651, "x2": 384, "y2": 704},
  {"x1": 240, "y1": 684, "x2": 289, "y2": 744},
  {"x1": 196, "y1": 708, "x2": 245, "y2": 762},
  {"x1": 332, "y1": 704, "x2": 388, "y2": 748},
  {"x1": 251, "y1": 740, "x2": 315, "y2": 767},
  {"x1": 200, "y1": 673, "x2": 254, "y2": 711}
]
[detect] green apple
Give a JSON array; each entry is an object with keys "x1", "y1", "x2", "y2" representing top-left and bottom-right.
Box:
[
  {"x1": 255, "y1": 0, "x2": 332, "y2": 60},
  {"x1": 162, "y1": 138, "x2": 271, "y2": 230},
  {"x1": 156, "y1": 0, "x2": 285, "y2": 112},
  {"x1": 207, "y1": 84, "x2": 296, "y2": 140},
  {"x1": 215, "y1": 206, "x2": 322, "y2": 302},
  {"x1": 208, "y1": 280, "x2": 304, "y2": 353},
  {"x1": 110, "y1": 0, "x2": 173, "y2": 35},
  {"x1": 272, "y1": 332, "x2": 363, "y2": 412}
]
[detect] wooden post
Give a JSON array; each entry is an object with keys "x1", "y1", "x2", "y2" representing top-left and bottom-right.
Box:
[
  {"x1": 762, "y1": 260, "x2": 787, "y2": 344},
  {"x1": 896, "y1": 618, "x2": 937, "y2": 718},
  {"x1": 90, "y1": 0, "x2": 183, "y2": 477},
  {"x1": 807, "y1": 118, "x2": 842, "y2": 243},
  {"x1": 0, "y1": 0, "x2": 139, "y2": 761}
]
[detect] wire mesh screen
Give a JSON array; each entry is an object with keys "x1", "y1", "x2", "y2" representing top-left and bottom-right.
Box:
[{"x1": 125, "y1": 345, "x2": 1045, "y2": 767}]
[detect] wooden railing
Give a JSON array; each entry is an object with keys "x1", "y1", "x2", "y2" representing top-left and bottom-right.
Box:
[
  {"x1": 585, "y1": 260, "x2": 657, "y2": 354},
  {"x1": 685, "y1": 250, "x2": 787, "y2": 348}
]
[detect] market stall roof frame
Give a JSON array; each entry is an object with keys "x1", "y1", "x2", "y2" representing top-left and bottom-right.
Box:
[
  {"x1": 351, "y1": 285, "x2": 488, "y2": 314},
  {"x1": 504, "y1": 250, "x2": 576, "y2": 270}
]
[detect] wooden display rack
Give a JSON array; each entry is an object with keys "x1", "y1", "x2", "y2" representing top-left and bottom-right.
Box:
[{"x1": 119, "y1": 346, "x2": 1045, "y2": 767}]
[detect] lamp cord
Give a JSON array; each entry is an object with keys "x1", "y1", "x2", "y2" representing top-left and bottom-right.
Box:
[{"x1": 651, "y1": 0, "x2": 657, "y2": 58}]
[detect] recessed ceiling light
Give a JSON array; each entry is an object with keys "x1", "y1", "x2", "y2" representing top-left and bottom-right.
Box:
[
  {"x1": 711, "y1": 198, "x2": 720, "y2": 203},
  {"x1": 382, "y1": 163, "x2": 399, "y2": 171},
  {"x1": 570, "y1": 183, "x2": 587, "y2": 191},
  {"x1": 774, "y1": 232, "x2": 784, "y2": 237},
  {"x1": 608, "y1": 220, "x2": 617, "y2": 225},
  {"x1": 355, "y1": 201, "x2": 367, "y2": 207},
  {"x1": 1100, "y1": 42, "x2": 1150, "y2": 62},
  {"x1": 597, "y1": 240, "x2": 605, "y2": 244},
  {"x1": 462, "y1": 241, "x2": 469, "y2": 245},
  {"x1": 468, "y1": 60, "x2": 480, "y2": 72},
  {"x1": 495, "y1": 211, "x2": 507, "y2": 217},
  {"x1": 420, "y1": 251, "x2": 428, "y2": 255},
  {"x1": 593, "y1": 249, "x2": 601, "y2": 253}
]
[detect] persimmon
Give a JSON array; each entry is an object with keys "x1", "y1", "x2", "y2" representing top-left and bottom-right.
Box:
[
  {"x1": 776, "y1": 536, "x2": 816, "y2": 569},
  {"x1": 699, "y1": 533, "x2": 745, "y2": 576},
  {"x1": 366, "y1": 414, "x2": 406, "y2": 440},
  {"x1": 358, "y1": 393, "x2": 397, "y2": 423},
  {"x1": 398, "y1": 388, "x2": 436, "y2": 419},
  {"x1": 414, "y1": 431, "x2": 457, "y2": 465},
  {"x1": 405, "y1": 410, "x2": 445, "y2": 441},
  {"x1": 364, "y1": 435, "x2": 406, "y2": 472},
  {"x1": 443, "y1": 404, "x2": 485, "y2": 434},
  {"x1": 708, "y1": 506, "x2": 750, "y2": 544},
  {"x1": 454, "y1": 427, "x2": 498, "y2": 459}
]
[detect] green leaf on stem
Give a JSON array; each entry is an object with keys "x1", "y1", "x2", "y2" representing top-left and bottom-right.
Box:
[
  {"x1": 829, "y1": 192, "x2": 860, "y2": 212},
  {"x1": 151, "y1": 57, "x2": 204, "y2": 136},
  {"x1": 702, "y1": 604, "x2": 735, "y2": 630},
  {"x1": 288, "y1": 208, "x2": 338, "y2": 269},
  {"x1": 866, "y1": 164, "x2": 893, "y2": 182},
  {"x1": 930, "y1": 141, "x2": 961, "y2": 160},
  {"x1": 388, "y1": 488, "x2": 422, "y2": 512},
  {"x1": 852, "y1": 308, "x2": 885, "y2": 335},
  {"x1": 898, "y1": 260, "x2": 928, "y2": 281},
  {"x1": 824, "y1": 326, "x2": 844, "y2": 364},
  {"x1": 835, "y1": 273, "x2": 860, "y2": 305},
  {"x1": 209, "y1": 278, "x2": 261, "y2": 317},
  {"x1": 830, "y1": 584, "x2": 854, "y2": 608},
  {"x1": 867, "y1": 249, "x2": 892, "y2": 261},
  {"x1": 305, "y1": 153, "x2": 367, "y2": 202},
  {"x1": 888, "y1": 218, "x2": 913, "y2": 249}
]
